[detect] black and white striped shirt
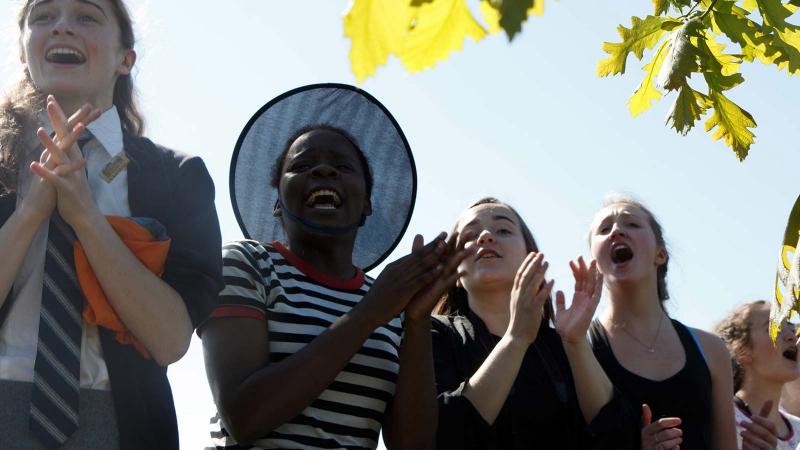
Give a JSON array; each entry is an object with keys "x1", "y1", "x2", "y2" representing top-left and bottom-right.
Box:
[{"x1": 208, "y1": 240, "x2": 403, "y2": 450}]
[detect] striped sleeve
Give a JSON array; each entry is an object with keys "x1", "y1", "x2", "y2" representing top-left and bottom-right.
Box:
[{"x1": 212, "y1": 240, "x2": 270, "y2": 320}]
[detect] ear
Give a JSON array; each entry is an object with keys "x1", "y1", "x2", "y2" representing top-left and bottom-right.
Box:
[
  {"x1": 455, "y1": 278, "x2": 462, "y2": 289},
  {"x1": 362, "y1": 198, "x2": 373, "y2": 217},
  {"x1": 654, "y1": 246, "x2": 667, "y2": 266},
  {"x1": 738, "y1": 348, "x2": 754, "y2": 367},
  {"x1": 116, "y1": 49, "x2": 136, "y2": 76},
  {"x1": 19, "y1": 50, "x2": 26, "y2": 65}
]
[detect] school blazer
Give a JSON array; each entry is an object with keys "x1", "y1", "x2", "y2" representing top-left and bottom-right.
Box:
[{"x1": 0, "y1": 134, "x2": 224, "y2": 450}]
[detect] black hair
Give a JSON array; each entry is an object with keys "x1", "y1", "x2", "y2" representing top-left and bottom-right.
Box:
[{"x1": 269, "y1": 125, "x2": 373, "y2": 198}]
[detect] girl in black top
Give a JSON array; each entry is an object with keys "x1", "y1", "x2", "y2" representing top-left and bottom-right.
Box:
[
  {"x1": 587, "y1": 195, "x2": 737, "y2": 450},
  {"x1": 431, "y1": 197, "x2": 637, "y2": 449}
]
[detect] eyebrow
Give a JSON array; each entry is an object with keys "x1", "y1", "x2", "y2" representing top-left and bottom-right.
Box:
[
  {"x1": 463, "y1": 214, "x2": 516, "y2": 228},
  {"x1": 31, "y1": 0, "x2": 108, "y2": 18}
]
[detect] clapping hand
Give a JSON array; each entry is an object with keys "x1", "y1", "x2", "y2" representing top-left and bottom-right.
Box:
[{"x1": 555, "y1": 257, "x2": 603, "y2": 345}]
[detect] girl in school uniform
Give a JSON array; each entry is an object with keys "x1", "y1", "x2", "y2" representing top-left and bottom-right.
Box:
[
  {"x1": 431, "y1": 197, "x2": 638, "y2": 449},
  {"x1": 0, "y1": 1, "x2": 222, "y2": 448},
  {"x1": 717, "y1": 300, "x2": 800, "y2": 450},
  {"x1": 586, "y1": 195, "x2": 738, "y2": 450},
  {"x1": 201, "y1": 84, "x2": 468, "y2": 450}
]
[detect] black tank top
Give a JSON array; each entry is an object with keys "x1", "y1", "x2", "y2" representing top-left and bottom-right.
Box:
[{"x1": 589, "y1": 319, "x2": 713, "y2": 450}]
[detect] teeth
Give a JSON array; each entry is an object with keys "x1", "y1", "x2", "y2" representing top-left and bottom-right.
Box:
[
  {"x1": 46, "y1": 47, "x2": 85, "y2": 61},
  {"x1": 306, "y1": 189, "x2": 341, "y2": 207}
]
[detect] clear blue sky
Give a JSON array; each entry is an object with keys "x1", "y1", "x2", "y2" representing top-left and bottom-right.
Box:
[{"x1": 1, "y1": 1, "x2": 797, "y2": 448}]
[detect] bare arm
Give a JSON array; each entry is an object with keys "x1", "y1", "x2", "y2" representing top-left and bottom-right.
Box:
[
  {"x1": 383, "y1": 234, "x2": 471, "y2": 450},
  {"x1": 556, "y1": 258, "x2": 613, "y2": 423},
  {"x1": 203, "y1": 236, "x2": 449, "y2": 445},
  {"x1": 696, "y1": 328, "x2": 738, "y2": 450},
  {"x1": 463, "y1": 252, "x2": 553, "y2": 424}
]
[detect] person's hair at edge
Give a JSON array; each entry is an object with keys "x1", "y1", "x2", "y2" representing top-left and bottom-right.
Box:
[
  {"x1": 269, "y1": 124, "x2": 374, "y2": 199},
  {"x1": 0, "y1": 0, "x2": 144, "y2": 193},
  {"x1": 715, "y1": 300, "x2": 768, "y2": 393},
  {"x1": 595, "y1": 193, "x2": 671, "y2": 307},
  {"x1": 434, "y1": 197, "x2": 554, "y2": 324}
]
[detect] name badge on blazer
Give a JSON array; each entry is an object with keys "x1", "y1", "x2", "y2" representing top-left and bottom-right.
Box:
[{"x1": 101, "y1": 152, "x2": 130, "y2": 183}]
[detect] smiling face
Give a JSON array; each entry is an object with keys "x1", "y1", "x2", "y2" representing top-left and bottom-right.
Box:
[
  {"x1": 590, "y1": 203, "x2": 667, "y2": 289},
  {"x1": 455, "y1": 203, "x2": 529, "y2": 293},
  {"x1": 277, "y1": 128, "x2": 372, "y2": 236},
  {"x1": 20, "y1": 0, "x2": 135, "y2": 110},
  {"x1": 741, "y1": 304, "x2": 800, "y2": 384}
]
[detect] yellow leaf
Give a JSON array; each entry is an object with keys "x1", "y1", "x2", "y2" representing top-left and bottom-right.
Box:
[
  {"x1": 756, "y1": 0, "x2": 800, "y2": 74},
  {"x1": 743, "y1": 0, "x2": 759, "y2": 12},
  {"x1": 480, "y1": 0, "x2": 502, "y2": 34},
  {"x1": 344, "y1": 0, "x2": 413, "y2": 82},
  {"x1": 399, "y1": 0, "x2": 487, "y2": 73},
  {"x1": 704, "y1": 35, "x2": 743, "y2": 76},
  {"x1": 597, "y1": 16, "x2": 682, "y2": 77},
  {"x1": 628, "y1": 39, "x2": 670, "y2": 116},
  {"x1": 703, "y1": 90, "x2": 756, "y2": 160}
]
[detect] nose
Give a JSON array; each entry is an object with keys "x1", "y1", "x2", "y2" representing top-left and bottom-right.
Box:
[
  {"x1": 477, "y1": 229, "x2": 494, "y2": 244},
  {"x1": 51, "y1": 15, "x2": 76, "y2": 37},
  {"x1": 311, "y1": 163, "x2": 338, "y2": 179},
  {"x1": 610, "y1": 221, "x2": 626, "y2": 238}
]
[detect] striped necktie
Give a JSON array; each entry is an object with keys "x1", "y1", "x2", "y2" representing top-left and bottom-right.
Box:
[{"x1": 29, "y1": 134, "x2": 93, "y2": 448}]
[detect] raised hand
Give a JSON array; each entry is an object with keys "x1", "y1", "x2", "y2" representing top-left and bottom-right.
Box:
[
  {"x1": 555, "y1": 257, "x2": 603, "y2": 345},
  {"x1": 354, "y1": 233, "x2": 451, "y2": 327},
  {"x1": 640, "y1": 404, "x2": 682, "y2": 450},
  {"x1": 506, "y1": 252, "x2": 553, "y2": 345},
  {"x1": 404, "y1": 231, "x2": 474, "y2": 322},
  {"x1": 30, "y1": 96, "x2": 102, "y2": 227},
  {"x1": 740, "y1": 400, "x2": 778, "y2": 450},
  {"x1": 22, "y1": 98, "x2": 101, "y2": 225}
]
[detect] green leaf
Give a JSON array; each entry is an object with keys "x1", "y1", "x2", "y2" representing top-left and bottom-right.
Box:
[
  {"x1": 697, "y1": 34, "x2": 743, "y2": 76},
  {"x1": 755, "y1": 0, "x2": 800, "y2": 74},
  {"x1": 665, "y1": 84, "x2": 712, "y2": 135},
  {"x1": 480, "y1": 0, "x2": 542, "y2": 39},
  {"x1": 703, "y1": 88, "x2": 756, "y2": 160},
  {"x1": 598, "y1": 16, "x2": 682, "y2": 77},
  {"x1": 344, "y1": 0, "x2": 412, "y2": 82},
  {"x1": 629, "y1": 39, "x2": 670, "y2": 116},
  {"x1": 657, "y1": 19, "x2": 702, "y2": 91},
  {"x1": 710, "y1": 1, "x2": 771, "y2": 63},
  {"x1": 499, "y1": 0, "x2": 535, "y2": 40},
  {"x1": 399, "y1": 0, "x2": 487, "y2": 73},
  {"x1": 653, "y1": 0, "x2": 670, "y2": 15}
]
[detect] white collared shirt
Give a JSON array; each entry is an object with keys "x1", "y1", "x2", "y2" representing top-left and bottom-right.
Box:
[{"x1": 0, "y1": 106, "x2": 130, "y2": 390}]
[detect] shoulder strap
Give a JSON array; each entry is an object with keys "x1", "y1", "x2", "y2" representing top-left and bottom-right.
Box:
[{"x1": 674, "y1": 319, "x2": 708, "y2": 364}]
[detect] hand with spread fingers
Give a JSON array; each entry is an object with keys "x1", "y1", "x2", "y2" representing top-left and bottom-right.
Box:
[
  {"x1": 555, "y1": 257, "x2": 603, "y2": 345},
  {"x1": 641, "y1": 404, "x2": 683, "y2": 450},
  {"x1": 354, "y1": 233, "x2": 452, "y2": 328},
  {"x1": 404, "y1": 232, "x2": 474, "y2": 322},
  {"x1": 21, "y1": 97, "x2": 101, "y2": 225},
  {"x1": 507, "y1": 252, "x2": 553, "y2": 345},
  {"x1": 740, "y1": 401, "x2": 778, "y2": 450},
  {"x1": 29, "y1": 96, "x2": 102, "y2": 227}
]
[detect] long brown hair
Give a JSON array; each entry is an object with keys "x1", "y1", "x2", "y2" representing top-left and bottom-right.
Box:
[
  {"x1": 0, "y1": 0, "x2": 144, "y2": 192},
  {"x1": 434, "y1": 197, "x2": 554, "y2": 325}
]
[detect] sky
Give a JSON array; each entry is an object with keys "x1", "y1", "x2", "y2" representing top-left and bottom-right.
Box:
[{"x1": 1, "y1": 1, "x2": 798, "y2": 448}]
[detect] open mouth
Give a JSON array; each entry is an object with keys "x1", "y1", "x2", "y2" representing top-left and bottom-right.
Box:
[
  {"x1": 476, "y1": 249, "x2": 501, "y2": 260},
  {"x1": 46, "y1": 47, "x2": 86, "y2": 64},
  {"x1": 783, "y1": 347, "x2": 798, "y2": 362},
  {"x1": 305, "y1": 189, "x2": 342, "y2": 210},
  {"x1": 610, "y1": 243, "x2": 634, "y2": 264}
]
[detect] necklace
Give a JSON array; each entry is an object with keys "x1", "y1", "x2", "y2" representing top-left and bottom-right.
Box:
[{"x1": 612, "y1": 314, "x2": 664, "y2": 354}]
